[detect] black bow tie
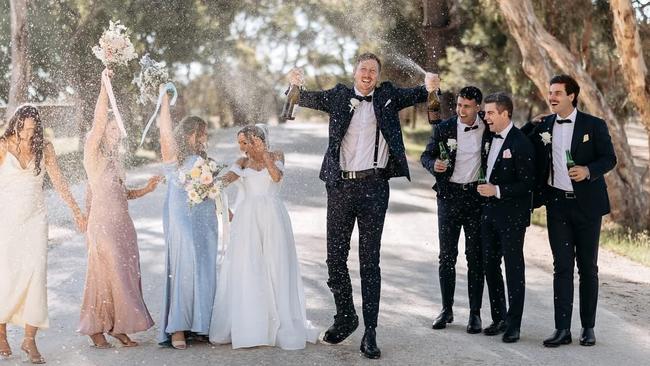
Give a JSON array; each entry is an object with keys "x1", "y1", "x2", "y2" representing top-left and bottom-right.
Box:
[
  {"x1": 464, "y1": 125, "x2": 479, "y2": 132},
  {"x1": 493, "y1": 134, "x2": 504, "y2": 139},
  {"x1": 556, "y1": 119, "x2": 572, "y2": 124},
  {"x1": 354, "y1": 95, "x2": 373, "y2": 103}
]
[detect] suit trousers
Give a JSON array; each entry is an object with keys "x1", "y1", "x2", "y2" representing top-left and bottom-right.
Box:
[
  {"x1": 325, "y1": 176, "x2": 389, "y2": 329},
  {"x1": 436, "y1": 183, "x2": 484, "y2": 312},
  {"x1": 545, "y1": 187, "x2": 601, "y2": 329}
]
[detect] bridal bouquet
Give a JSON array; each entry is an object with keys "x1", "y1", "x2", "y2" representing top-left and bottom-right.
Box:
[
  {"x1": 179, "y1": 157, "x2": 227, "y2": 206},
  {"x1": 133, "y1": 54, "x2": 170, "y2": 104},
  {"x1": 92, "y1": 20, "x2": 137, "y2": 68}
]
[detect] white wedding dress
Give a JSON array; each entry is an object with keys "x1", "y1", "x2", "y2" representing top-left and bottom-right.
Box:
[{"x1": 209, "y1": 160, "x2": 319, "y2": 350}]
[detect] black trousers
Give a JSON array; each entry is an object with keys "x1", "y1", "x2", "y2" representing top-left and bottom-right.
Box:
[
  {"x1": 481, "y1": 208, "x2": 527, "y2": 329},
  {"x1": 326, "y1": 176, "x2": 389, "y2": 329},
  {"x1": 436, "y1": 184, "x2": 484, "y2": 313},
  {"x1": 546, "y1": 187, "x2": 601, "y2": 329}
]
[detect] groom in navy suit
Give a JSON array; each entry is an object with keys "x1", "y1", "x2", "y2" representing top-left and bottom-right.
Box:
[
  {"x1": 522, "y1": 75, "x2": 616, "y2": 347},
  {"x1": 288, "y1": 53, "x2": 439, "y2": 359}
]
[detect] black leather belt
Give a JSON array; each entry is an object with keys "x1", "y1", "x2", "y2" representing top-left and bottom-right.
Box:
[
  {"x1": 449, "y1": 181, "x2": 478, "y2": 191},
  {"x1": 548, "y1": 186, "x2": 576, "y2": 199},
  {"x1": 341, "y1": 168, "x2": 385, "y2": 180}
]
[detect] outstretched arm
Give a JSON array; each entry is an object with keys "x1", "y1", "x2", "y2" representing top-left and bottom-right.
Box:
[
  {"x1": 127, "y1": 175, "x2": 163, "y2": 200},
  {"x1": 394, "y1": 72, "x2": 440, "y2": 110},
  {"x1": 158, "y1": 90, "x2": 177, "y2": 163},
  {"x1": 85, "y1": 69, "x2": 112, "y2": 167},
  {"x1": 44, "y1": 141, "x2": 86, "y2": 232}
]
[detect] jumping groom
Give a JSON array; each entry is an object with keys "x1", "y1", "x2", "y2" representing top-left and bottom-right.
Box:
[{"x1": 288, "y1": 52, "x2": 439, "y2": 359}]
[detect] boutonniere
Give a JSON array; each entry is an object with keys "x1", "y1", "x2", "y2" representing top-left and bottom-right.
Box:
[
  {"x1": 539, "y1": 131, "x2": 552, "y2": 145},
  {"x1": 583, "y1": 134, "x2": 590, "y2": 142},
  {"x1": 484, "y1": 142, "x2": 491, "y2": 153},
  {"x1": 502, "y1": 149, "x2": 512, "y2": 159},
  {"x1": 447, "y1": 138, "x2": 457, "y2": 152},
  {"x1": 349, "y1": 98, "x2": 360, "y2": 113}
]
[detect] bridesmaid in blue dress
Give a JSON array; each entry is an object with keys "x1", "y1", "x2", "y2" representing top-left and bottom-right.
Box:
[{"x1": 156, "y1": 91, "x2": 219, "y2": 349}]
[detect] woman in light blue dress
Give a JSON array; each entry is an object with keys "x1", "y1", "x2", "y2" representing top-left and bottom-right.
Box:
[{"x1": 156, "y1": 91, "x2": 218, "y2": 349}]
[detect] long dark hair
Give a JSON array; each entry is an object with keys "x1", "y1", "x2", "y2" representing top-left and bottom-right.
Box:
[
  {"x1": 2, "y1": 104, "x2": 45, "y2": 175},
  {"x1": 174, "y1": 115, "x2": 208, "y2": 164}
]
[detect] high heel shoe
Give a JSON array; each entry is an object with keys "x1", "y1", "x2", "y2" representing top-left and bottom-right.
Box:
[
  {"x1": 0, "y1": 331, "x2": 11, "y2": 359},
  {"x1": 170, "y1": 332, "x2": 186, "y2": 350},
  {"x1": 89, "y1": 333, "x2": 113, "y2": 349},
  {"x1": 108, "y1": 333, "x2": 138, "y2": 347},
  {"x1": 20, "y1": 337, "x2": 45, "y2": 364}
]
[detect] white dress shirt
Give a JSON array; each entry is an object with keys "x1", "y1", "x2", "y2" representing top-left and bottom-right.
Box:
[
  {"x1": 549, "y1": 108, "x2": 577, "y2": 192},
  {"x1": 450, "y1": 116, "x2": 485, "y2": 184},
  {"x1": 486, "y1": 121, "x2": 514, "y2": 199},
  {"x1": 340, "y1": 87, "x2": 389, "y2": 171}
]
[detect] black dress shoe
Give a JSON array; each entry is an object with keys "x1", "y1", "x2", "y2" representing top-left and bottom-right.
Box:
[
  {"x1": 502, "y1": 327, "x2": 520, "y2": 343},
  {"x1": 322, "y1": 314, "x2": 359, "y2": 344},
  {"x1": 543, "y1": 329, "x2": 572, "y2": 347},
  {"x1": 579, "y1": 328, "x2": 596, "y2": 346},
  {"x1": 432, "y1": 308, "x2": 454, "y2": 329},
  {"x1": 466, "y1": 313, "x2": 482, "y2": 334},
  {"x1": 483, "y1": 320, "x2": 506, "y2": 336},
  {"x1": 360, "y1": 327, "x2": 381, "y2": 359}
]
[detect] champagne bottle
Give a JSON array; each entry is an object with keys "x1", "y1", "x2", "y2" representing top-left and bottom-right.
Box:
[
  {"x1": 427, "y1": 89, "x2": 442, "y2": 125},
  {"x1": 477, "y1": 167, "x2": 487, "y2": 184},
  {"x1": 281, "y1": 84, "x2": 300, "y2": 121},
  {"x1": 438, "y1": 142, "x2": 449, "y2": 161},
  {"x1": 565, "y1": 150, "x2": 576, "y2": 169}
]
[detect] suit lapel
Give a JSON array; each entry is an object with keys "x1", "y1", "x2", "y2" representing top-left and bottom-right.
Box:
[
  {"x1": 339, "y1": 87, "x2": 357, "y2": 140},
  {"x1": 570, "y1": 111, "x2": 585, "y2": 155},
  {"x1": 490, "y1": 127, "x2": 515, "y2": 182},
  {"x1": 449, "y1": 117, "x2": 459, "y2": 164}
]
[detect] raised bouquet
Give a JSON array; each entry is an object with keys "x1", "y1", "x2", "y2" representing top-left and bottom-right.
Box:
[
  {"x1": 92, "y1": 20, "x2": 138, "y2": 68},
  {"x1": 179, "y1": 157, "x2": 227, "y2": 206},
  {"x1": 133, "y1": 54, "x2": 170, "y2": 105}
]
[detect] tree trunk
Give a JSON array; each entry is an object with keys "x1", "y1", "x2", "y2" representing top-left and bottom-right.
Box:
[
  {"x1": 421, "y1": 0, "x2": 459, "y2": 120},
  {"x1": 610, "y1": 0, "x2": 650, "y2": 165},
  {"x1": 497, "y1": 0, "x2": 650, "y2": 230},
  {"x1": 6, "y1": 0, "x2": 31, "y2": 121}
]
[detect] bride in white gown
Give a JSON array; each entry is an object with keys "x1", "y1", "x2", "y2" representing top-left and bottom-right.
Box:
[{"x1": 209, "y1": 125, "x2": 319, "y2": 350}]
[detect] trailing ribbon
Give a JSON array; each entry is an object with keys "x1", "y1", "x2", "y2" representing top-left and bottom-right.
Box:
[
  {"x1": 215, "y1": 187, "x2": 230, "y2": 263},
  {"x1": 139, "y1": 82, "x2": 178, "y2": 147},
  {"x1": 101, "y1": 72, "x2": 128, "y2": 138}
]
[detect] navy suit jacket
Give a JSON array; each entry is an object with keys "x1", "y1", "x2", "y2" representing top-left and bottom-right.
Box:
[
  {"x1": 420, "y1": 115, "x2": 492, "y2": 199},
  {"x1": 522, "y1": 111, "x2": 617, "y2": 217},
  {"x1": 483, "y1": 126, "x2": 536, "y2": 227},
  {"x1": 298, "y1": 82, "x2": 428, "y2": 184}
]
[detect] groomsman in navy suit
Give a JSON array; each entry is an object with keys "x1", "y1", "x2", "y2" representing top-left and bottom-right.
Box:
[
  {"x1": 420, "y1": 86, "x2": 491, "y2": 334},
  {"x1": 477, "y1": 92, "x2": 535, "y2": 343},
  {"x1": 288, "y1": 53, "x2": 439, "y2": 359},
  {"x1": 523, "y1": 75, "x2": 616, "y2": 347}
]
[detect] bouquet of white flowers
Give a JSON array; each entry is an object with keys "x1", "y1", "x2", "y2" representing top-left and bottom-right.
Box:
[
  {"x1": 179, "y1": 157, "x2": 227, "y2": 207},
  {"x1": 134, "y1": 54, "x2": 170, "y2": 104},
  {"x1": 92, "y1": 20, "x2": 137, "y2": 68}
]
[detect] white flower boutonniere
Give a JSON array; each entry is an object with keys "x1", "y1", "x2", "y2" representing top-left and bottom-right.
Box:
[
  {"x1": 349, "y1": 98, "x2": 360, "y2": 113},
  {"x1": 484, "y1": 142, "x2": 491, "y2": 153},
  {"x1": 447, "y1": 138, "x2": 458, "y2": 152},
  {"x1": 540, "y1": 131, "x2": 552, "y2": 146}
]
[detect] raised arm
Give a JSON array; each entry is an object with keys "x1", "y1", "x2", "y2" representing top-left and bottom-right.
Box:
[
  {"x1": 158, "y1": 89, "x2": 177, "y2": 163},
  {"x1": 264, "y1": 151, "x2": 284, "y2": 183},
  {"x1": 44, "y1": 141, "x2": 86, "y2": 232},
  {"x1": 394, "y1": 72, "x2": 440, "y2": 110},
  {"x1": 84, "y1": 69, "x2": 112, "y2": 166}
]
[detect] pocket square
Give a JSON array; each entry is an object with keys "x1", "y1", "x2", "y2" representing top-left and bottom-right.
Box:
[
  {"x1": 384, "y1": 99, "x2": 392, "y2": 107},
  {"x1": 583, "y1": 134, "x2": 590, "y2": 142},
  {"x1": 503, "y1": 149, "x2": 512, "y2": 159}
]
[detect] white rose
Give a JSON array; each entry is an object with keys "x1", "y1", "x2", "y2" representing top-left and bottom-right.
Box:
[
  {"x1": 447, "y1": 138, "x2": 458, "y2": 151},
  {"x1": 200, "y1": 173, "x2": 214, "y2": 185},
  {"x1": 540, "y1": 132, "x2": 552, "y2": 145},
  {"x1": 349, "y1": 98, "x2": 360, "y2": 113},
  {"x1": 208, "y1": 160, "x2": 218, "y2": 171},
  {"x1": 193, "y1": 157, "x2": 205, "y2": 168}
]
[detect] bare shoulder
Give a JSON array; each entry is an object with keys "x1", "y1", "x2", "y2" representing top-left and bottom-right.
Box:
[{"x1": 271, "y1": 150, "x2": 285, "y2": 162}]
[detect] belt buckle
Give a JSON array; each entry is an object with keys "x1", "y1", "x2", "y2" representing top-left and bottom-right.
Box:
[
  {"x1": 341, "y1": 171, "x2": 356, "y2": 180},
  {"x1": 461, "y1": 183, "x2": 469, "y2": 191},
  {"x1": 565, "y1": 192, "x2": 576, "y2": 199}
]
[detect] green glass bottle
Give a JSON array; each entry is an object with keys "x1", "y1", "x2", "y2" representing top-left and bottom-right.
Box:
[
  {"x1": 566, "y1": 150, "x2": 576, "y2": 168},
  {"x1": 477, "y1": 167, "x2": 487, "y2": 184},
  {"x1": 439, "y1": 142, "x2": 449, "y2": 161}
]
